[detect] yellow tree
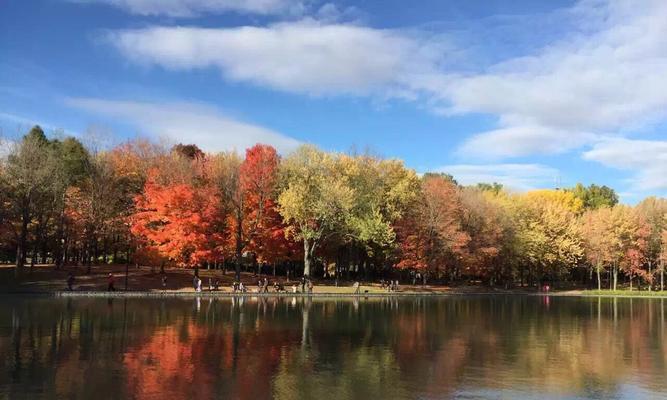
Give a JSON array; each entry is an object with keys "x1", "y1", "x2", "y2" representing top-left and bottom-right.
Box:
[
  {"x1": 514, "y1": 190, "x2": 583, "y2": 287},
  {"x1": 278, "y1": 145, "x2": 354, "y2": 277}
]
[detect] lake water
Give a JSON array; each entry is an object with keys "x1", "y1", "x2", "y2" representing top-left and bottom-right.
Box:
[{"x1": 1, "y1": 295, "x2": 666, "y2": 399}]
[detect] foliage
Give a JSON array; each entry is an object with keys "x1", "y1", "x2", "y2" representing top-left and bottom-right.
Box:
[{"x1": 0, "y1": 126, "x2": 665, "y2": 289}]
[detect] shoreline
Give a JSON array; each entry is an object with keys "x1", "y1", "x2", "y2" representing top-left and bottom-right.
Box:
[{"x1": 1, "y1": 290, "x2": 666, "y2": 299}]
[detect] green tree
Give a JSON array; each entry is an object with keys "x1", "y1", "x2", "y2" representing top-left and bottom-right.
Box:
[{"x1": 569, "y1": 183, "x2": 618, "y2": 210}]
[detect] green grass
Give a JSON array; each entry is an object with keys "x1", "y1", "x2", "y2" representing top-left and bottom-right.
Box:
[{"x1": 583, "y1": 289, "x2": 667, "y2": 297}]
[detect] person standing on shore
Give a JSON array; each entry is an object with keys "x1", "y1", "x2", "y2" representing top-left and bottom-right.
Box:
[{"x1": 107, "y1": 273, "x2": 115, "y2": 291}]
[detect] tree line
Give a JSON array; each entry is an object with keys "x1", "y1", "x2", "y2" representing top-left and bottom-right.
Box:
[{"x1": 1, "y1": 126, "x2": 666, "y2": 289}]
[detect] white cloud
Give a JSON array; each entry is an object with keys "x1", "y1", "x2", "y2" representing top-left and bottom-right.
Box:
[
  {"x1": 105, "y1": 1, "x2": 667, "y2": 162},
  {"x1": 449, "y1": 0, "x2": 667, "y2": 158},
  {"x1": 101, "y1": 0, "x2": 667, "y2": 186},
  {"x1": 107, "y1": 21, "x2": 447, "y2": 96},
  {"x1": 76, "y1": 0, "x2": 305, "y2": 17},
  {"x1": 583, "y1": 137, "x2": 667, "y2": 192},
  {"x1": 433, "y1": 163, "x2": 560, "y2": 191},
  {"x1": 65, "y1": 98, "x2": 301, "y2": 154},
  {"x1": 457, "y1": 125, "x2": 597, "y2": 159}
]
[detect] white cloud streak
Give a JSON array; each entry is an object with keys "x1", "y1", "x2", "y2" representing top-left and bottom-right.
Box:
[
  {"x1": 583, "y1": 138, "x2": 667, "y2": 192},
  {"x1": 75, "y1": 0, "x2": 306, "y2": 17},
  {"x1": 433, "y1": 163, "x2": 560, "y2": 191},
  {"x1": 107, "y1": 21, "x2": 446, "y2": 96},
  {"x1": 65, "y1": 98, "x2": 301, "y2": 154}
]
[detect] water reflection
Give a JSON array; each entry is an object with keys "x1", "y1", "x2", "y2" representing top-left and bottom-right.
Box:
[{"x1": 0, "y1": 296, "x2": 666, "y2": 399}]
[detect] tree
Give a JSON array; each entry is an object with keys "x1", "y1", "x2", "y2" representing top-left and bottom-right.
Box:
[
  {"x1": 514, "y1": 190, "x2": 583, "y2": 286},
  {"x1": 172, "y1": 143, "x2": 204, "y2": 160},
  {"x1": 662, "y1": 228, "x2": 667, "y2": 290},
  {"x1": 581, "y1": 207, "x2": 615, "y2": 290},
  {"x1": 569, "y1": 183, "x2": 618, "y2": 210},
  {"x1": 51, "y1": 137, "x2": 91, "y2": 268},
  {"x1": 458, "y1": 188, "x2": 506, "y2": 284},
  {"x1": 476, "y1": 182, "x2": 504, "y2": 194},
  {"x1": 208, "y1": 144, "x2": 283, "y2": 279},
  {"x1": 278, "y1": 145, "x2": 354, "y2": 277},
  {"x1": 131, "y1": 172, "x2": 216, "y2": 268},
  {"x1": 5, "y1": 127, "x2": 63, "y2": 270},
  {"x1": 636, "y1": 197, "x2": 667, "y2": 290},
  {"x1": 395, "y1": 174, "x2": 468, "y2": 278},
  {"x1": 582, "y1": 205, "x2": 648, "y2": 291},
  {"x1": 336, "y1": 155, "x2": 419, "y2": 278}
]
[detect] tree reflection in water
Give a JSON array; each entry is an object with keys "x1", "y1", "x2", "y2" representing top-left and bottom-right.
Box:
[{"x1": 0, "y1": 296, "x2": 666, "y2": 399}]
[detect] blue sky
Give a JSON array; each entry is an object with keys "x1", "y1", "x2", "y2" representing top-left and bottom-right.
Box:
[{"x1": 1, "y1": 0, "x2": 666, "y2": 202}]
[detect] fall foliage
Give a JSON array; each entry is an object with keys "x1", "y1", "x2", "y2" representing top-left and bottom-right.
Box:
[{"x1": 1, "y1": 125, "x2": 667, "y2": 290}]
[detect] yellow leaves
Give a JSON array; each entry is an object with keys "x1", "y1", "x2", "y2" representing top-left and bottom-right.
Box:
[{"x1": 523, "y1": 189, "x2": 584, "y2": 214}]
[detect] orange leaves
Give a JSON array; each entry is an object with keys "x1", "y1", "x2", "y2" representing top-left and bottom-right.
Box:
[
  {"x1": 395, "y1": 175, "x2": 468, "y2": 274},
  {"x1": 131, "y1": 176, "x2": 217, "y2": 267}
]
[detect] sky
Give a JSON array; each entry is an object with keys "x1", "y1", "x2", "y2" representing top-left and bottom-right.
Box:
[{"x1": 1, "y1": 0, "x2": 666, "y2": 202}]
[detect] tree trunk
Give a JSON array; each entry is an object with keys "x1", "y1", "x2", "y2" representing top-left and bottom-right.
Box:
[
  {"x1": 613, "y1": 264, "x2": 618, "y2": 291},
  {"x1": 648, "y1": 261, "x2": 652, "y2": 292},
  {"x1": 16, "y1": 204, "x2": 30, "y2": 270},
  {"x1": 596, "y1": 265, "x2": 601, "y2": 291},
  {"x1": 303, "y1": 238, "x2": 312, "y2": 277},
  {"x1": 661, "y1": 259, "x2": 664, "y2": 291},
  {"x1": 235, "y1": 214, "x2": 243, "y2": 281}
]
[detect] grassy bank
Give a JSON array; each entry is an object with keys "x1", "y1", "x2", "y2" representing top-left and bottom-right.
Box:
[{"x1": 2, "y1": 264, "x2": 667, "y2": 299}]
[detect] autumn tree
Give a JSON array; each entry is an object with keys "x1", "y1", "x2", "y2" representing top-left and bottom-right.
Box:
[
  {"x1": 278, "y1": 145, "x2": 354, "y2": 277},
  {"x1": 131, "y1": 170, "x2": 216, "y2": 269},
  {"x1": 209, "y1": 144, "x2": 283, "y2": 279},
  {"x1": 395, "y1": 174, "x2": 468, "y2": 278},
  {"x1": 337, "y1": 154, "x2": 419, "y2": 278},
  {"x1": 458, "y1": 188, "x2": 508, "y2": 284},
  {"x1": 513, "y1": 190, "x2": 583, "y2": 286},
  {"x1": 636, "y1": 197, "x2": 667, "y2": 290},
  {"x1": 581, "y1": 207, "x2": 615, "y2": 290}
]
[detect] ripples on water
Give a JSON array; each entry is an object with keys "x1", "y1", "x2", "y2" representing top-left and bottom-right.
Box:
[{"x1": 0, "y1": 296, "x2": 666, "y2": 399}]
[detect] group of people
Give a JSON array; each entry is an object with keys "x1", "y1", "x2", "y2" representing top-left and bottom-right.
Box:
[
  {"x1": 410, "y1": 271, "x2": 427, "y2": 286},
  {"x1": 232, "y1": 281, "x2": 247, "y2": 293},
  {"x1": 380, "y1": 279, "x2": 400, "y2": 292},
  {"x1": 250, "y1": 276, "x2": 314, "y2": 294},
  {"x1": 192, "y1": 275, "x2": 222, "y2": 292}
]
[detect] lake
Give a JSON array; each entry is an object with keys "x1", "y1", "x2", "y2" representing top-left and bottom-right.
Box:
[{"x1": 1, "y1": 295, "x2": 666, "y2": 399}]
